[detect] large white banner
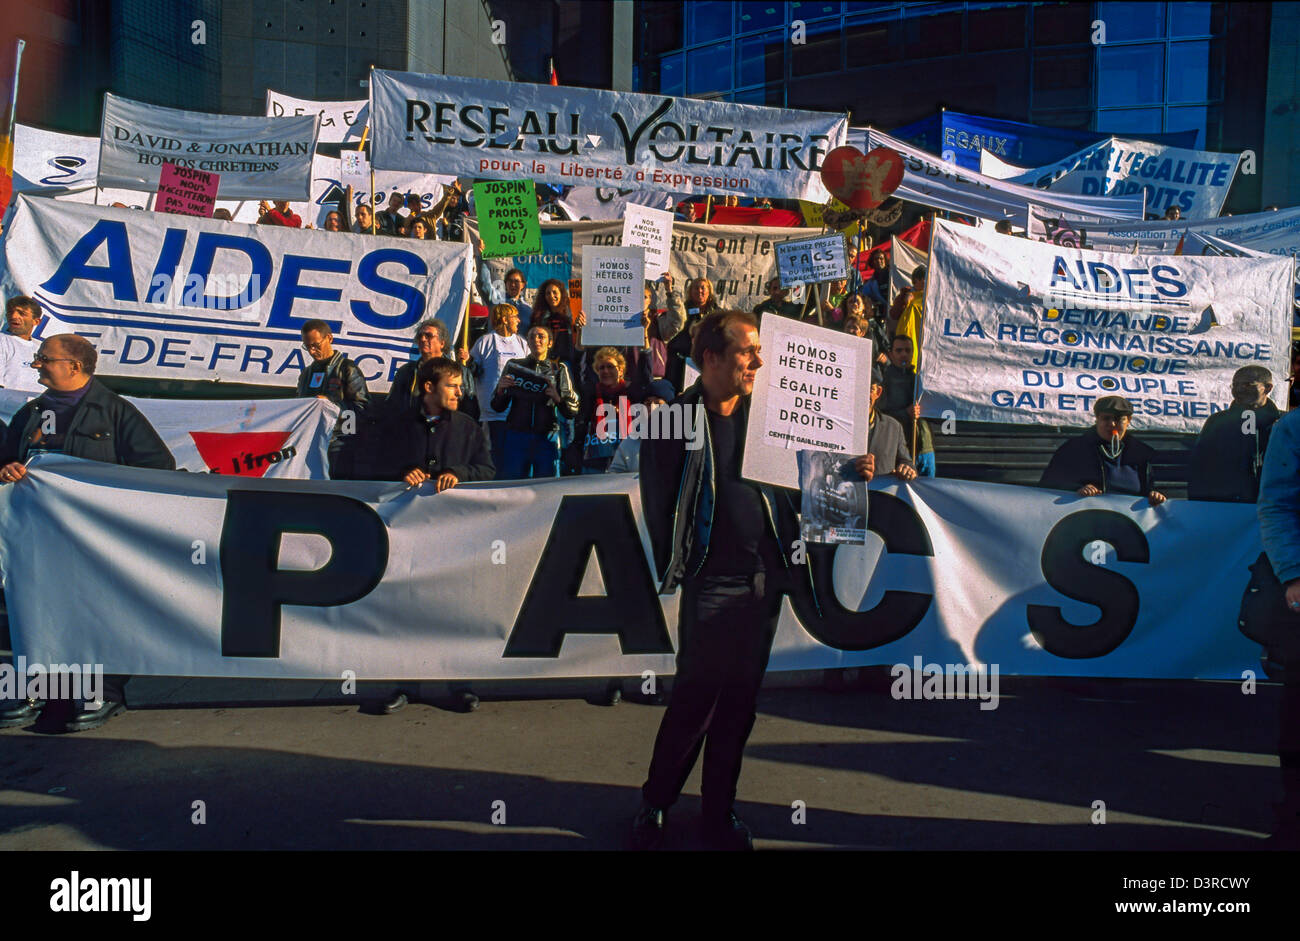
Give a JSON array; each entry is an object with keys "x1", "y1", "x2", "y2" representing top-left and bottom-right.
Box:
[
  {"x1": 890, "y1": 237, "x2": 927, "y2": 308},
  {"x1": 1078, "y1": 206, "x2": 1300, "y2": 258},
  {"x1": 8, "y1": 124, "x2": 161, "y2": 209},
  {"x1": 980, "y1": 137, "x2": 1242, "y2": 221},
  {"x1": 265, "y1": 90, "x2": 369, "y2": 145},
  {"x1": 858, "y1": 128, "x2": 1147, "y2": 225},
  {"x1": 0, "y1": 456, "x2": 1264, "y2": 681},
  {"x1": 3, "y1": 195, "x2": 470, "y2": 391},
  {"x1": 0, "y1": 389, "x2": 336, "y2": 478},
  {"x1": 98, "y1": 93, "x2": 320, "y2": 199},
  {"x1": 920, "y1": 219, "x2": 1292, "y2": 432},
  {"x1": 370, "y1": 70, "x2": 846, "y2": 201},
  {"x1": 467, "y1": 218, "x2": 810, "y2": 313}
]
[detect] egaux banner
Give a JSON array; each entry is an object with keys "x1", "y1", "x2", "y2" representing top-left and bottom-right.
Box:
[
  {"x1": 3, "y1": 195, "x2": 470, "y2": 391},
  {"x1": 369, "y1": 70, "x2": 846, "y2": 201},
  {"x1": 920, "y1": 220, "x2": 1292, "y2": 433},
  {"x1": 98, "y1": 93, "x2": 320, "y2": 199},
  {"x1": 265, "y1": 90, "x2": 368, "y2": 145},
  {"x1": 856, "y1": 128, "x2": 1147, "y2": 225},
  {"x1": 0, "y1": 390, "x2": 336, "y2": 478},
  {"x1": 468, "y1": 218, "x2": 811, "y2": 313},
  {"x1": 0, "y1": 456, "x2": 1262, "y2": 680},
  {"x1": 980, "y1": 137, "x2": 1242, "y2": 221}
]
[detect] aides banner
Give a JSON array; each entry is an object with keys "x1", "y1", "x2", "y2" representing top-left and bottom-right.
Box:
[
  {"x1": 369, "y1": 70, "x2": 846, "y2": 200},
  {"x1": 857, "y1": 128, "x2": 1147, "y2": 225},
  {"x1": 920, "y1": 219, "x2": 1292, "y2": 432},
  {"x1": 0, "y1": 390, "x2": 336, "y2": 478},
  {"x1": 4, "y1": 195, "x2": 470, "y2": 391},
  {"x1": 98, "y1": 93, "x2": 320, "y2": 199},
  {"x1": 0, "y1": 457, "x2": 1264, "y2": 681},
  {"x1": 980, "y1": 137, "x2": 1241, "y2": 221},
  {"x1": 265, "y1": 89, "x2": 368, "y2": 145}
]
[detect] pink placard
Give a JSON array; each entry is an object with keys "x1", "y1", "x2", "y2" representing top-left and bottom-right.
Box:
[{"x1": 155, "y1": 161, "x2": 219, "y2": 217}]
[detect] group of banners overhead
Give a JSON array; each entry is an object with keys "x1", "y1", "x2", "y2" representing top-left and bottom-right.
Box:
[
  {"x1": 919, "y1": 220, "x2": 1292, "y2": 433},
  {"x1": 855, "y1": 128, "x2": 1147, "y2": 226},
  {"x1": 97, "y1": 93, "x2": 320, "y2": 199},
  {"x1": 980, "y1": 137, "x2": 1243, "y2": 220},
  {"x1": 0, "y1": 390, "x2": 336, "y2": 478},
  {"x1": 0, "y1": 456, "x2": 1266, "y2": 682},
  {"x1": 369, "y1": 70, "x2": 846, "y2": 201},
  {"x1": 1079, "y1": 205, "x2": 1300, "y2": 258},
  {"x1": 468, "y1": 218, "x2": 810, "y2": 313},
  {"x1": 2, "y1": 196, "x2": 470, "y2": 391}
]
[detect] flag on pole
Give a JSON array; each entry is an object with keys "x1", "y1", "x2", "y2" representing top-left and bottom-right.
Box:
[
  {"x1": 548, "y1": 58, "x2": 558, "y2": 86},
  {"x1": 0, "y1": 39, "x2": 26, "y2": 215}
]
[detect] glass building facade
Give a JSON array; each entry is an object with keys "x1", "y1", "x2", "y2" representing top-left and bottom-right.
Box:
[{"x1": 634, "y1": 2, "x2": 1270, "y2": 205}]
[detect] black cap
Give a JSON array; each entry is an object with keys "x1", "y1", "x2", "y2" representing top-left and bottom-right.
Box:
[{"x1": 1093, "y1": 395, "x2": 1134, "y2": 417}]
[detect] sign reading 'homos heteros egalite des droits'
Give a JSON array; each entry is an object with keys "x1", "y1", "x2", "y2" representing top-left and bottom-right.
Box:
[
  {"x1": 744, "y1": 316, "x2": 872, "y2": 490},
  {"x1": 369, "y1": 70, "x2": 846, "y2": 201},
  {"x1": 581, "y1": 246, "x2": 645, "y2": 347}
]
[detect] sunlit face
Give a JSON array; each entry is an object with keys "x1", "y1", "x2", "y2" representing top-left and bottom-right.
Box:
[
  {"x1": 702, "y1": 322, "x2": 762, "y2": 399},
  {"x1": 410, "y1": 219, "x2": 429, "y2": 239},
  {"x1": 644, "y1": 287, "x2": 653, "y2": 311},
  {"x1": 544, "y1": 284, "x2": 562, "y2": 308},
  {"x1": 424, "y1": 372, "x2": 462, "y2": 412},
  {"x1": 356, "y1": 205, "x2": 372, "y2": 227},
  {"x1": 689, "y1": 280, "x2": 711, "y2": 307},
  {"x1": 6, "y1": 303, "x2": 41, "y2": 340},
  {"x1": 302, "y1": 329, "x2": 333, "y2": 362},
  {"x1": 324, "y1": 212, "x2": 342, "y2": 232},
  {"x1": 496, "y1": 309, "x2": 520, "y2": 336},
  {"x1": 845, "y1": 295, "x2": 865, "y2": 319},
  {"x1": 416, "y1": 325, "x2": 444, "y2": 360},
  {"x1": 890, "y1": 339, "x2": 913, "y2": 368},
  {"x1": 1095, "y1": 412, "x2": 1131, "y2": 441},
  {"x1": 594, "y1": 357, "x2": 624, "y2": 385},
  {"x1": 528, "y1": 326, "x2": 551, "y2": 359},
  {"x1": 505, "y1": 272, "x2": 525, "y2": 298},
  {"x1": 869, "y1": 251, "x2": 887, "y2": 270},
  {"x1": 32, "y1": 337, "x2": 83, "y2": 391}
]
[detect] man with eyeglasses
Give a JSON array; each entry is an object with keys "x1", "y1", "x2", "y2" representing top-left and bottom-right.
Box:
[
  {"x1": 0, "y1": 333, "x2": 174, "y2": 733},
  {"x1": 386, "y1": 318, "x2": 478, "y2": 421},
  {"x1": 296, "y1": 319, "x2": 370, "y2": 479}
]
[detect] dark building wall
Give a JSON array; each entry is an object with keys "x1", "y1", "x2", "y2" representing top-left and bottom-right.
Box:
[{"x1": 109, "y1": 0, "x2": 222, "y2": 112}]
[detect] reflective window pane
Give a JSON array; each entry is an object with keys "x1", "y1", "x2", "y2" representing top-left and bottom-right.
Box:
[
  {"x1": 1096, "y1": 107, "x2": 1163, "y2": 138},
  {"x1": 686, "y1": 2, "x2": 734, "y2": 43},
  {"x1": 1165, "y1": 104, "x2": 1207, "y2": 148},
  {"x1": 659, "y1": 52, "x2": 684, "y2": 95},
  {"x1": 1033, "y1": 2, "x2": 1094, "y2": 46},
  {"x1": 1098, "y1": 43, "x2": 1165, "y2": 106},
  {"x1": 791, "y1": 20, "x2": 842, "y2": 76},
  {"x1": 1097, "y1": 2, "x2": 1166, "y2": 41},
  {"x1": 846, "y1": 13, "x2": 904, "y2": 65},
  {"x1": 1033, "y1": 50, "x2": 1094, "y2": 110},
  {"x1": 737, "y1": 30, "x2": 784, "y2": 87},
  {"x1": 737, "y1": 1, "x2": 784, "y2": 32},
  {"x1": 733, "y1": 85, "x2": 784, "y2": 107},
  {"x1": 1167, "y1": 40, "x2": 1209, "y2": 102},
  {"x1": 1169, "y1": 1, "x2": 1212, "y2": 36},
  {"x1": 969, "y1": 6, "x2": 1026, "y2": 52},
  {"x1": 790, "y1": 1, "x2": 843, "y2": 22},
  {"x1": 687, "y1": 42, "x2": 732, "y2": 95},
  {"x1": 904, "y1": 10, "x2": 964, "y2": 57}
]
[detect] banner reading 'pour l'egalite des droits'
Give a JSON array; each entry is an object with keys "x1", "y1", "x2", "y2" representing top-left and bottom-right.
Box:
[
  {"x1": 98, "y1": 93, "x2": 319, "y2": 200},
  {"x1": 368, "y1": 70, "x2": 846, "y2": 201}
]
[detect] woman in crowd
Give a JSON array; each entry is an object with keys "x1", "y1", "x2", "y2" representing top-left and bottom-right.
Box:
[
  {"x1": 530, "y1": 279, "x2": 578, "y2": 370},
  {"x1": 408, "y1": 217, "x2": 431, "y2": 240},
  {"x1": 860, "y1": 248, "x2": 890, "y2": 313},
  {"x1": 574, "y1": 347, "x2": 646, "y2": 475},
  {"x1": 665, "y1": 275, "x2": 719, "y2": 390},
  {"x1": 490, "y1": 324, "x2": 580, "y2": 479},
  {"x1": 839, "y1": 292, "x2": 889, "y2": 365}
]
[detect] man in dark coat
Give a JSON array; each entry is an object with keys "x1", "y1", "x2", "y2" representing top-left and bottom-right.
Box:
[
  {"x1": 1188, "y1": 366, "x2": 1280, "y2": 503},
  {"x1": 1040, "y1": 395, "x2": 1167, "y2": 504},
  {"x1": 0, "y1": 333, "x2": 175, "y2": 732},
  {"x1": 383, "y1": 357, "x2": 494, "y2": 489}
]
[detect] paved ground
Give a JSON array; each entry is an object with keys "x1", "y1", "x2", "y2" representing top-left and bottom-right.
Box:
[{"x1": 0, "y1": 671, "x2": 1284, "y2": 851}]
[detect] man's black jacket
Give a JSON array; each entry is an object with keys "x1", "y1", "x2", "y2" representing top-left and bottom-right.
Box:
[
  {"x1": 1187, "y1": 401, "x2": 1280, "y2": 502},
  {"x1": 1, "y1": 378, "x2": 175, "y2": 469},
  {"x1": 380, "y1": 405, "x2": 494, "y2": 483},
  {"x1": 1039, "y1": 430, "x2": 1156, "y2": 494}
]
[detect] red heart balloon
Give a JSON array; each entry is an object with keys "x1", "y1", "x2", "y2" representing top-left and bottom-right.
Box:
[{"x1": 820, "y1": 146, "x2": 904, "y2": 211}]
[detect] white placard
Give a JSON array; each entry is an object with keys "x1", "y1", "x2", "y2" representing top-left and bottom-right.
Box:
[
  {"x1": 581, "y1": 246, "x2": 646, "y2": 347},
  {"x1": 265, "y1": 89, "x2": 369, "y2": 145},
  {"x1": 775, "y1": 233, "x2": 848, "y2": 286},
  {"x1": 621, "y1": 204, "x2": 674, "y2": 279},
  {"x1": 340, "y1": 150, "x2": 367, "y2": 185},
  {"x1": 742, "y1": 315, "x2": 872, "y2": 489}
]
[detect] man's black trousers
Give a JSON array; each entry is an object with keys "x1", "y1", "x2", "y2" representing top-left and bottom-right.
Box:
[{"x1": 641, "y1": 570, "x2": 785, "y2": 823}]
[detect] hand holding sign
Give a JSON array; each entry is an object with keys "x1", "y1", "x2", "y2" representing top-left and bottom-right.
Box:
[{"x1": 820, "y1": 146, "x2": 904, "y2": 211}]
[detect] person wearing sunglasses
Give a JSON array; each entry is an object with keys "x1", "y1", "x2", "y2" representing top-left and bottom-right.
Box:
[
  {"x1": 0, "y1": 333, "x2": 175, "y2": 733},
  {"x1": 386, "y1": 318, "x2": 477, "y2": 421}
]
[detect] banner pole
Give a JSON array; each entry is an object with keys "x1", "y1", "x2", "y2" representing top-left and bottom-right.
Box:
[
  {"x1": 366, "y1": 65, "x2": 376, "y2": 234},
  {"x1": 4, "y1": 39, "x2": 24, "y2": 141}
]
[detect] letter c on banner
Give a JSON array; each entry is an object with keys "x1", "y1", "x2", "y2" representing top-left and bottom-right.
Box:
[{"x1": 785, "y1": 491, "x2": 935, "y2": 650}]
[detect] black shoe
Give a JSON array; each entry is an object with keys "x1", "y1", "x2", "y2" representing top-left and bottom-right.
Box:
[
  {"x1": 62, "y1": 701, "x2": 126, "y2": 733},
  {"x1": 381, "y1": 691, "x2": 408, "y2": 715},
  {"x1": 701, "y1": 811, "x2": 754, "y2": 851},
  {"x1": 0, "y1": 698, "x2": 43, "y2": 728},
  {"x1": 628, "y1": 804, "x2": 666, "y2": 851}
]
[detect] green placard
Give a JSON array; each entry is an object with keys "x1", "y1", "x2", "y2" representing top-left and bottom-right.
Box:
[{"x1": 473, "y1": 179, "x2": 542, "y2": 258}]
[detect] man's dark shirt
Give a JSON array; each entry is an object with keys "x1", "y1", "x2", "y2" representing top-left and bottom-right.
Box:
[
  {"x1": 28, "y1": 385, "x2": 91, "y2": 453},
  {"x1": 1188, "y1": 400, "x2": 1281, "y2": 502},
  {"x1": 699, "y1": 408, "x2": 781, "y2": 576}
]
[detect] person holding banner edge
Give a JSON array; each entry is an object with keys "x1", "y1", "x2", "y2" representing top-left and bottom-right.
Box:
[{"x1": 1039, "y1": 396, "x2": 1167, "y2": 504}]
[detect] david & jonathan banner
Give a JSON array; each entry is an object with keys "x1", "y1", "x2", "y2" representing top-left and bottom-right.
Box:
[
  {"x1": 979, "y1": 137, "x2": 1242, "y2": 221},
  {"x1": 919, "y1": 219, "x2": 1292, "y2": 433},
  {"x1": 369, "y1": 70, "x2": 846, "y2": 200},
  {"x1": 0, "y1": 456, "x2": 1265, "y2": 681},
  {"x1": 98, "y1": 93, "x2": 320, "y2": 199},
  {"x1": 3, "y1": 195, "x2": 471, "y2": 391}
]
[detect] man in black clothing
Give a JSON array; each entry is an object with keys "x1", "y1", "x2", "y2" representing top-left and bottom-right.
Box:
[
  {"x1": 1188, "y1": 366, "x2": 1280, "y2": 502},
  {"x1": 1040, "y1": 395, "x2": 1167, "y2": 504},
  {"x1": 384, "y1": 357, "x2": 494, "y2": 489},
  {"x1": 0, "y1": 334, "x2": 175, "y2": 733},
  {"x1": 632, "y1": 309, "x2": 798, "y2": 852}
]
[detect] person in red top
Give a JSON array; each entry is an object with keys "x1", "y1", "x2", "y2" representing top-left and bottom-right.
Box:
[{"x1": 257, "y1": 200, "x2": 302, "y2": 227}]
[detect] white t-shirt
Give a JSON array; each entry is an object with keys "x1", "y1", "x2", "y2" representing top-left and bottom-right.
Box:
[
  {"x1": 0, "y1": 334, "x2": 43, "y2": 392},
  {"x1": 470, "y1": 331, "x2": 529, "y2": 422}
]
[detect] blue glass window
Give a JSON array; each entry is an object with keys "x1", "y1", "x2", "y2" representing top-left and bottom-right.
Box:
[
  {"x1": 686, "y1": 2, "x2": 734, "y2": 44},
  {"x1": 790, "y1": 1, "x2": 843, "y2": 23},
  {"x1": 737, "y1": 30, "x2": 784, "y2": 87},
  {"x1": 687, "y1": 42, "x2": 732, "y2": 95},
  {"x1": 1166, "y1": 40, "x2": 1209, "y2": 102},
  {"x1": 1169, "y1": 2, "x2": 1212, "y2": 37},
  {"x1": 659, "y1": 52, "x2": 685, "y2": 95},
  {"x1": 1097, "y1": 2, "x2": 1166, "y2": 41},
  {"x1": 1165, "y1": 104, "x2": 1208, "y2": 148},
  {"x1": 1098, "y1": 43, "x2": 1165, "y2": 106},
  {"x1": 1096, "y1": 107, "x2": 1164, "y2": 137},
  {"x1": 737, "y1": 2, "x2": 784, "y2": 33},
  {"x1": 791, "y1": 19, "x2": 842, "y2": 76}
]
